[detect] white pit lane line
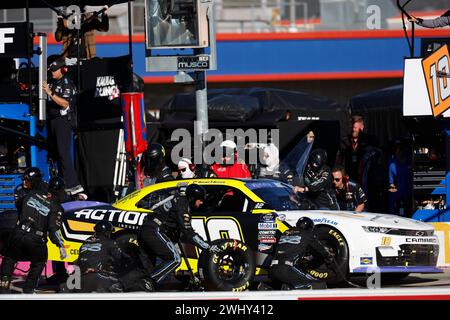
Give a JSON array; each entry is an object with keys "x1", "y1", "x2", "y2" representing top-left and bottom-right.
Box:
[{"x1": 1, "y1": 287, "x2": 450, "y2": 300}]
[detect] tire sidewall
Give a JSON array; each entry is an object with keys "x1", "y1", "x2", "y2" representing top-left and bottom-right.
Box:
[
  {"x1": 198, "y1": 239, "x2": 255, "y2": 291},
  {"x1": 304, "y1": 226, "x2": 349, "y2": 284}
]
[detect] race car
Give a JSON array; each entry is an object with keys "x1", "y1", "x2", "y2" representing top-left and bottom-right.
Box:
[{"x1": 49, "y1": 178, "x2": 441, "y2": 290}]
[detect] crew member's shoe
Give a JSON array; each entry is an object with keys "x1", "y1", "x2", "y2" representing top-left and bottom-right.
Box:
[
  {"x1": 0, "y1": 276, "x2": 11, "y2": 294},
  {"x1": 46, "y1": 272, "x2": 69, "y2": 286}
]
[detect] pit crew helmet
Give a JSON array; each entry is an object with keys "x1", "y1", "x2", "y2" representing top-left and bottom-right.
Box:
[
  {"x1": 23, "y1": 167, "x2": 43, "y2": 189},
  {"x1": 185, "y1": 184, "x2": 206, "y2": 208},
  {"x1": 296, "y1": 217, "x2": 315, "y2": 231},
  {"x1": 143, "y1": 143, "x2": 166, "y2": 176},
  {"x1": 49, "y1": 176, "x2": 66, "y2": 194},
  {"x1": 94, "y1": 221, "x2": 114, "y2": 238},
  {"x1": 308, "y1": 149, "x2": 327, "y2": 170}
]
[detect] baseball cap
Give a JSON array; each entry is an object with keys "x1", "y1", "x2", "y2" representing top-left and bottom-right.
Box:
[{"x1": 49, "y1": 58, "x2": 65, "y2": 72}]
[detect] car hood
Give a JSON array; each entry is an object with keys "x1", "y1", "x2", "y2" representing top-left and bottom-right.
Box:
[{"x1": 277, "y1": 210, "x2": 433, "y2": 230}]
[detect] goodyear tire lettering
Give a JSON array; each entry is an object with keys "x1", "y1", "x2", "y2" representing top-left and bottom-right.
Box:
[{"x1": 198, "y1": 239, "x2": 255, "y2": 291}]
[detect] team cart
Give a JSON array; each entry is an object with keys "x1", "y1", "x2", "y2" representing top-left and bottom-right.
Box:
[{"x1": 39, "y1": 178, "x2": 441, "y2": 291}]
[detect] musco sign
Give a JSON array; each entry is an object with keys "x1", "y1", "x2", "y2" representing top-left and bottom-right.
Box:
[
  {"x1": 0, "y1": 22, "x2": 33, "y2": 58},
  {"x1": 177, "y1": 55, "x2": 210, "y2": 71}
]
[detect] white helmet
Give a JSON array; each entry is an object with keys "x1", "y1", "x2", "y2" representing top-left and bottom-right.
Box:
[
  {"x1": 220, "y1": 140, "x2": 237, "y2": 149},
  {"x1": 262, "y1": 144, "x2": 280, "y2": 172},
  {"x1": 178, "y1": 158, "x2": 195, "y2": 179}
]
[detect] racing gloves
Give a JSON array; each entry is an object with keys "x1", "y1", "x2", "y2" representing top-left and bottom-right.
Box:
[{"x1": 59, "y1": 247, "x2": 69, "y2": 260}]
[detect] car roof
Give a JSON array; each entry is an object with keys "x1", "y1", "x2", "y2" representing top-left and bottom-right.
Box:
[{"x1": 113, "y1": 178, "x2": 271, "y2": 210}]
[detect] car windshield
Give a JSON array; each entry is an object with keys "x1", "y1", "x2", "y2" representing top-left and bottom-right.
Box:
[{"x1": 246, "y1": 181, "x2": 302, "y2": 211}]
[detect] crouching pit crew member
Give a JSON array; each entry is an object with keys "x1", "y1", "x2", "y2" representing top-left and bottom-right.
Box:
[
  {"x1": 0, "y1": 172, "x2": 66, "y2": 293},
  {"x1": 269, "y1": 217, "x2": 334, "y2": 290},
  {"x1": 117, "y1": 184, "x2": 220, "y2": 291},
  {"x1": 63, "y1": 221, "x2": 131, "y2": 293}
]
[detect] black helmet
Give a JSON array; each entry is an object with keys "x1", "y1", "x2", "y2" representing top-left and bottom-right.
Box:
[
  {"x1": 185, "y1": 184, "x2": 206, "y2": 207},
  {"x1": 23, "y1": 167, "x2": 43, "y2": 189},
  {"x1": 94, "y1": 221, "x2": 114, "y2": 238},
  {"x1": 308, "y1": 149, "x2": 327, "y2": 169},
  {"x1": 143, "y1": 143, "x2": 166, "y2": 176},
  {"x1": 49, "y1": 176, "x2": 65, "y2": 193},
  {"x1": 296, "y1": 217, "x2": 314, "y2": 231}
]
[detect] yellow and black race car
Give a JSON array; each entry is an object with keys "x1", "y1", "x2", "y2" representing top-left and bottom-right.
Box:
[{"x1": 50, "y1": 178, "x2": 440, "y2": 290}]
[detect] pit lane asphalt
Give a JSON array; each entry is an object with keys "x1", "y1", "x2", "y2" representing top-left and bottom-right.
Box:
[{"x1": 3, "y1": 269, "x2": 450, "y2": 295}]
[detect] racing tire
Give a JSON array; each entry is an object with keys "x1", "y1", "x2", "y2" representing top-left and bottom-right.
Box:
[
  {"x1": 303, "y1": 226, "x2": 349, "y2": 285},
  {"x1": 198, "y1": 239, "x2": 255, "y2": 291}
]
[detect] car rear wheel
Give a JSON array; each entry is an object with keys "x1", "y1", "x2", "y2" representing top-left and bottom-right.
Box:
[
  {"x1": 302, "y1": 226, "x2": 349, "y2": 285},
  {"x1": 198, "y1": 239, "x2": 255, "y2": 291}
]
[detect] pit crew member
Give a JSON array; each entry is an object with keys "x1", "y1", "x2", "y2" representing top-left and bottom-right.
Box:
[
  {"x1": 332, "y1": 165, "x2": 367, "y2": 212},
  {"x1": 0, "y1": 173, "x2": 66, "y2": 293},
  {"x1": 269, "y1": 217, "x2": 333, "y2": 290},
  {"x1": 211, "y1": 140, "x2": 252, "y2": 178},
  {"x1": 295, "y1": 149, "x2": 338, "y2": 210},
  {"x1": 70, "y1": 221, "x2": 131, "y2": 293},
  {"x1": 118, "y1": 184, "x2": 219, "y2": 291}
]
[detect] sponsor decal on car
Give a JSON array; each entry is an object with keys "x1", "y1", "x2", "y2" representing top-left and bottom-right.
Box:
[
  {"x1": 258, "y1": 236, "x2": 277, "y2": 244},
  {"x1": 73, "y1": 209, "x2": 148, "y2": 226},
  {"x1": 360, "y1": 257, "x2": 373, "y2": 265},
  {"x1": 313, "y1": 217, "x2": 338, "y2": 226},
  {"x1": 261, "y1": 213, "x2": 276, "y2": 222},
  {"x1": 258, "y1": 244, "x2": 273, "y2": 252},
  {"x1": 258, "y1": 222, "x2": 278, "y2": 230},
  {"x1": 258, "y1": 230, "x2": 277, "y2": 236}
]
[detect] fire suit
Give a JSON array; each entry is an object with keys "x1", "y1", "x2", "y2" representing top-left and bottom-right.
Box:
[
  {"x1": 74, "y1": 234, "x2": 131, "y2": 292},
  {"x1": 269, "y1": 227, "x2": 333, "y2": 289},
  {"x1": 0, "y1": 188, "x2": 64, "y2": 292},
  {"x1": 302, "y1": 164, "x2": 338, "y2": 210},
  {"x1": 211, "y1": 162, "x2": 252, "y2": 179},
  {"x1": 142, "y1": 165, "x2": 174, "y2": 186},
  {"x1": 120, "y1": 191, "x2": 210, "y2": 290}
]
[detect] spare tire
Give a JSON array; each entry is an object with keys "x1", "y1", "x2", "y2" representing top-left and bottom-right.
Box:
[{"x1": 198, "y1": 239, "x2": 255, "y2": 291}]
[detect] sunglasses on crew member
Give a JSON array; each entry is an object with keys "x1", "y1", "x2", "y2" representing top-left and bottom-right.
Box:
[
  {"x1": 333, "y1": 178, "x2": 342, "y2": 182},
  {"x1": 178, "y1": 167, "x2": 187, "y2": 172}
]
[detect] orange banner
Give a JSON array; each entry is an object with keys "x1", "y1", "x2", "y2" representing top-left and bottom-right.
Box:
[{"x1": 422, "y1": 45, "x2": 450, "y2": 117}]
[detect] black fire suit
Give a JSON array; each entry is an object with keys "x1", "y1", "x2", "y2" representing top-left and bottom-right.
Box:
[
  {"x1": 73, "y1": 234, "x2": 130, "y2": 293},
  {"x1": 302, "y1": 164, "x2": 338, "y2": 210},
  {"x1": 47, "y1": 75, "x2": 80, "y2": 189},
  {"x1": 143, "y1": 165, "x2": 174, "y2": 186},
  {"x1": 0, "y1": 188, "x2": 64, "y2": 292},
  {"x1": 269, "y1": 228, "x2": 333, "y2": 289},
  {"x1": 120, "y1": 191, "x2": 210, "y2": 290},
  {"x1": 14, "y1": 182, "x2": 48, "y2": 212}
]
